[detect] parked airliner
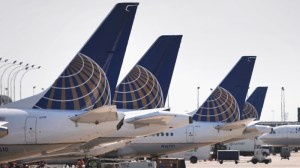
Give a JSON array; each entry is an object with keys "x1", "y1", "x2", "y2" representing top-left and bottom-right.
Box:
[
  {"x1": 259, "y1": 125, "x2": 300, "y2": 146},
  {"x1": 0, "y1": 4, "x2": 190, "y2": 163},
  {"x1": 0, "y1": 3, "x2": 139, "y2": 163},
  {"x1": 14, "y1": 35, "x2": 187, "y2": 164},
  {"x1": 161, "y1": 87, "x2": 269, "y2": 163},
  {"x1": 104, "y1": 56, "x2": 257, "y2": 158}
]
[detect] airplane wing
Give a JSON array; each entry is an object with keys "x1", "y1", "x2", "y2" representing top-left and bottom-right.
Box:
[
  {"x1": 214, "y1": 118, "x2": 255, "y2": 131},
  {"x1": 70, "y1": 105, "x2": 118, "y2": 124},
  {"x1": 125, "y1": 112, "x2": 175, "y2": 128},
  {"x1": 0, "y1": 121, "x2": 8, "y2": 138}
]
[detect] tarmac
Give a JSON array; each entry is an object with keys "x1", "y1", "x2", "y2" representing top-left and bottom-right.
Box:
[
  {"x1": 41, "y1": 152, "x2": 300, "y2": 168},
  {"x1": 186, "y1": 151, "x2": 300, "y2": 168}
]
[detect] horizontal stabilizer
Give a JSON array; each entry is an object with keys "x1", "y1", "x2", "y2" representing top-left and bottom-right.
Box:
[
  {"x1": 125, "y1": 112, "x2": 175, "y2": 127},
  {"x1": 243, "y1": 124, "x2": 272, "y2": 134},
  {"x1": 214, "y1": 118, "x2": 255, "y2": 131},
  {"x1": 0, "y1": 121, "x2": 8, "y2": 138},
  {"x1": 70, "y1": 105, "x2": 117, "y2": 124}
]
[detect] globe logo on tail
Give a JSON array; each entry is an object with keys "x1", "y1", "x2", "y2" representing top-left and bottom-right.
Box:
[
  {"x1": 34, "y1": 53, "x2": 111, "y2": 110},
  {"x1": 194, "y1": 87, "x2": 239, "y2": 122},
  {"x1": 113, "y1": 65, "x2": 164, "y2": 109},
  {"x1": 241, "y1": 102, "x2": 258, "y2": 119}
]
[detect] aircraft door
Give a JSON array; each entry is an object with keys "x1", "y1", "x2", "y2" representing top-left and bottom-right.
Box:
[
  {"x1": 25, "y1": 117, "x2": 37, "y2": 144},
  {"x1": 186, "y1": 125, "x2": 194, "y2": 143}
]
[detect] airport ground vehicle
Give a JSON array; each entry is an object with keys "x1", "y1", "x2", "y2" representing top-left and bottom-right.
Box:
[
  {"x1": 280, "y1": 147, "x2": 291, "y2": 160},
  {"x1": 225, "y1": 138, "x2": 269, "y2": 156},
  {"x1": 211, "y1": 143, "x2": 227, "y2": 160},
  {"x1": 217, "y1": 150, "x2": 239, "y2": 164},
  {"x1": 162, "y1": 146, "x2": 210, "y2": 164},
  {"x1": 249, "y1": 149, "x2": 272, "y2": 164}
]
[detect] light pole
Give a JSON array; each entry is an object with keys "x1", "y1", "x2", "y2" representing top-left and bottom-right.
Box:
[
  {"x1": 167, "y1": 93, "x2": 170, "y2": 109},
  {"x1": 0, "y1": 59, "x2": 10, "y2": 92},
  {"x1": 19, "y1": 66, "x2": 41, "y2": 99},
  {"x1": 0, "y1": 58, "x2": 9, "y2": 65},
  {"x1": 281, "y1": 87, "x2": 285, "y2": 122},
  {"x1": 11, "y1": 64, "x2": 29, "y2": 101},
  {"x1": 4, "y1": 88, "x2": 8, "y2": 96},
  {"x1": 7, "y1": 62, "x2": 23, "y2": 98},
  {"x1": 0, "y1": 59, "x2": 9, "y2": 69},
  {"x1": 33, "y1": 86, "x2": 36, "y2": 95},
  {"x1": 0, "y1": 59, "x2": 9, "y2": 97},
  {"x1": 0, "y1": 60, "x2": 17, "y2": 96},
  {"x1": 197, "y1": 86, "x2": 200, "y2": 108}
]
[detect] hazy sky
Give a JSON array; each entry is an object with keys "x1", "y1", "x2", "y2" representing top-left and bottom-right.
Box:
[{"x1": 0, "y1": 0, "x2": 299, "y2": 121}]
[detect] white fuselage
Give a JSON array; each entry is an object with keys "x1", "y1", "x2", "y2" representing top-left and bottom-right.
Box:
[
  {"x1": 0, "y1": 109, "x2": 118, "y2": 144},
  {"x1": 259, "y1": 125, "x2": 300, "y2": 146},
  {"x1": 107, "y1": 121, "x2": 245, "y2": 158},
  {"x1": 0, "y1": 108, "x2": 190, "y2": 163},
  {"x1": 0, "y1": 108, "x2": 119, "y2": 162}
]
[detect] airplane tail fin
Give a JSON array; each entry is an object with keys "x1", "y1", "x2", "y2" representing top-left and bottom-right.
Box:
[
  {"x1": 192, "y1": 56, "x2": 256, "y2": 122},
  {"x1": 113, "y1": 35, "x2": 182, "y2": 109},
  {"x1": 33, "y1": 3, "x2": 138, "y2": 111},
  {"x1": 241, "y1": 87, "x2": 268, "y2": 120}
]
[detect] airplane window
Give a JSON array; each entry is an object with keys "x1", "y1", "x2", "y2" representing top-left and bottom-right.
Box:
[
  {"x1": 171, "y1": 133, "x2": 174, "y2": 136},
  {"x1": 161, "y1": 132, "x2": 164, "y2": 136},
  {"x1": 157, "y1": 133, "x2": 159, "y2": 136},
  {"x1": 166, "y1": 133, "x2": 169, "y2": 136}
]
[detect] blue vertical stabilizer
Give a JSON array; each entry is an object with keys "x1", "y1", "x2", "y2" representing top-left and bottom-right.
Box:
[
  {"x1": 193, "y1": 56, "x2": 256, "y2": 122},
  {"x1": 241, "y1": 87, "x2": 268, "y2": 120},
  {"x1": 33, "y1": 3, "x2": 138, "y2": 110},
  {"x1": 113, "y1": 35, "x2": 182, "y2": 109}
]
